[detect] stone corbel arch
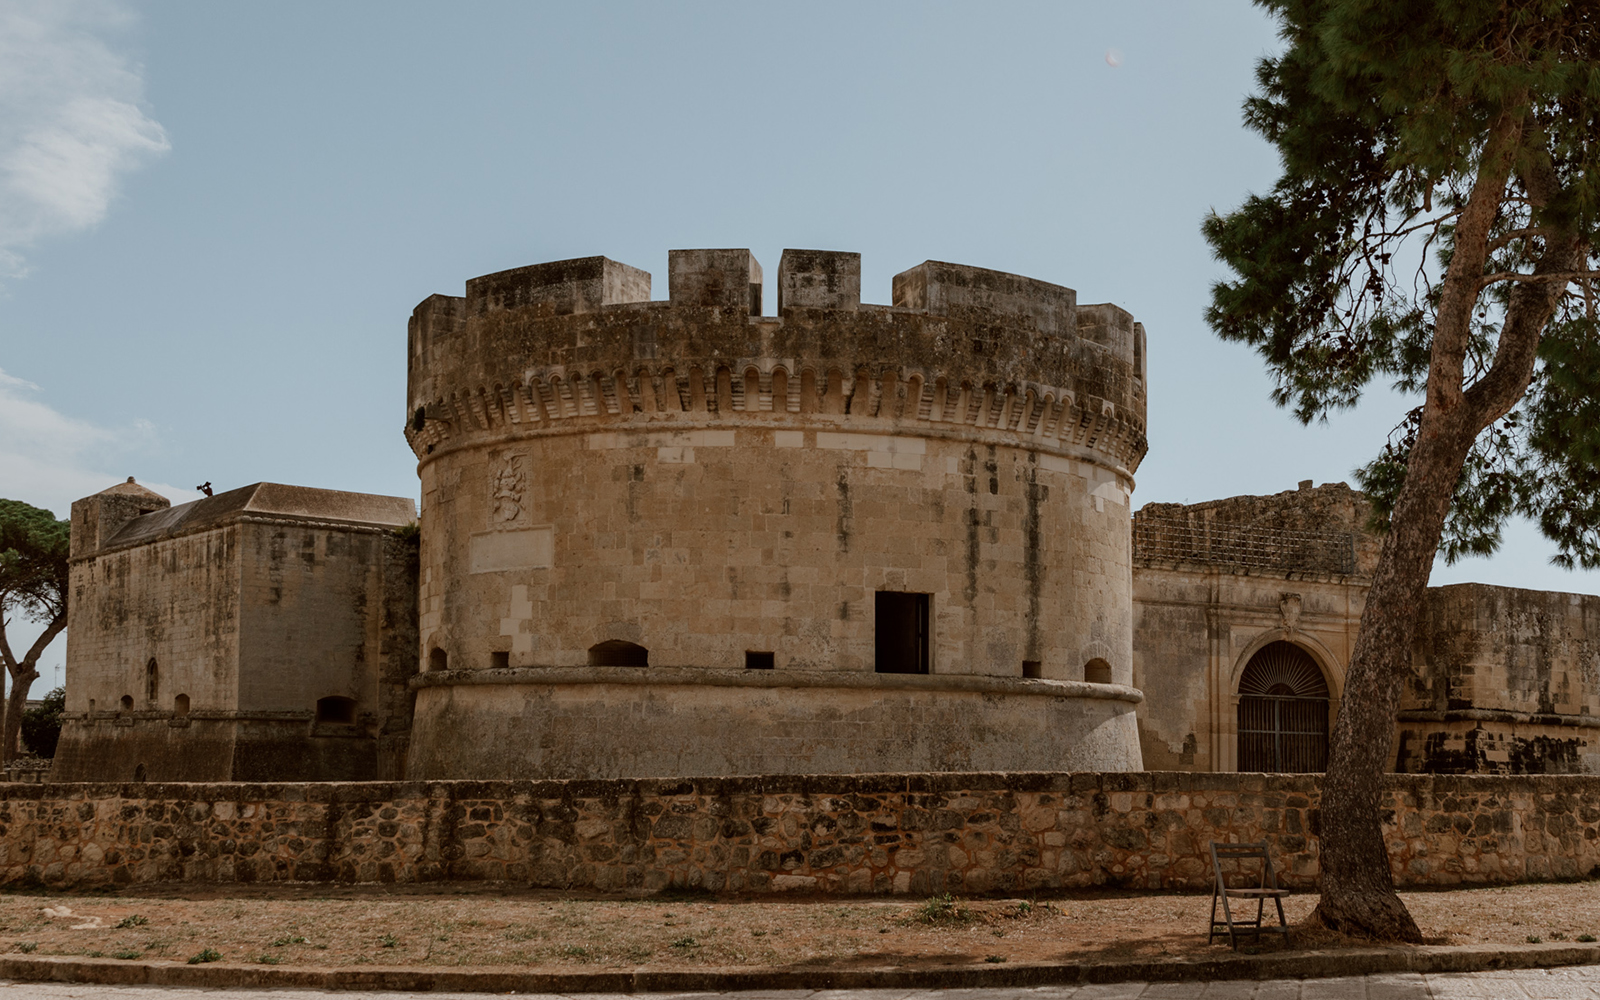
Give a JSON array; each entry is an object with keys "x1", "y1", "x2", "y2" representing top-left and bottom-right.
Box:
[{"x1": 1219, "y1": 627, "x2": 1344, "y2": 773}]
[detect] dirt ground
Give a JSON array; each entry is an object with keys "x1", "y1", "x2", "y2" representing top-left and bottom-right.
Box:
[{"x1": 0, "y1": 882, "x2": 1595, "y2": 971}]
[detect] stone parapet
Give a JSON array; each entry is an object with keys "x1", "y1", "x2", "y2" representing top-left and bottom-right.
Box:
[
  {"x1": 4, "y1": 772, "x2": 1595, "y2": 891},
  {"x1": 404, "y1": 252, "x2": 1147, "y2": 474}
]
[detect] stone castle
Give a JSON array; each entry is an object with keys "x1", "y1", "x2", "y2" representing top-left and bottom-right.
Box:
[{"x1": 49, "y1": 250, "x2": 1600, "y2": 782}]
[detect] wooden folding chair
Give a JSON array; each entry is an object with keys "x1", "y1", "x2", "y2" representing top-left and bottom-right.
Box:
[{"x1": 1208, "y1": 841, "x2": 1290, "y2": 948}]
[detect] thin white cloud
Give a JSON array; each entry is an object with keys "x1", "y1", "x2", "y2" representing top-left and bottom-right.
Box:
[
  {"x1": 0, "y1": 366, "x2": 198, "y2": 518},
  {"x1": 0, "y1": 0, "x2": 169, "y2": 278}
]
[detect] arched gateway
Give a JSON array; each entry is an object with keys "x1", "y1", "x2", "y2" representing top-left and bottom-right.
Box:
[{"x1": 1237, "y1": 640, "x2": 1330, "y2": 772}]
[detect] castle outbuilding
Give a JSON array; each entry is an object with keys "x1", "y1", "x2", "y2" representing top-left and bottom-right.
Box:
[
  {"x1": 401, "y1": 249, "x2": 1151, "y2": 778},
  {"x1": 53, "y1": 481, "x2": 418, "y2": 782}
]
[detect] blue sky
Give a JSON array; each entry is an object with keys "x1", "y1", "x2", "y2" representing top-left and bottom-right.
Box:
[{"x1": 5, "y1": 0, "x2": 1599, "y2": 684}]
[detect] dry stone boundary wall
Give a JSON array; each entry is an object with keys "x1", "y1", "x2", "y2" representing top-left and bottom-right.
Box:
[{"x1": 1, "y1": 772, "x2": 1596, "y2": 892}]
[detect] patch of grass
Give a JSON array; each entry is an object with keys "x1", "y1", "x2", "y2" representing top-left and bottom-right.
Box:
[
  {"x1": 115, "y1": 914, "x2": 148, "y2": 929},
  {"x1": 379, "y1": 933, "x2": 398, "y2": 948},
  {"x1": 670, "y1": 936, "x2": 699, "y2": 950},
  {"x1": 907, "y1": 894, "x2": 973, "y2": 925},
  {"x1": 15, "y1": 942, "x2": 36, "y2": 954},
  {"x1": 256, "y1": 954, "x2": 280, "y2": 965},
  {"x1": 984, "y1": 954, "x2": 1007, "y2": 963},
  {"x1": 85, "y1": 950, "x2": 104, "y2": 958},
  {"x1": 560, "y1": 945, "x2": 589, "y2": 959},
  {"x1": 1578, "y1": 934, "x2": 1596, "y2": 943},
  {"x1": 111, "y1": 948, "x2": 142, "y2": 960},
  {"x1": 1017, "y1": 900, "x2": 1034, "y2": 915},
  {"x1": 272, "y1": 935, "x2": 308, "y2": 947},
  {"x1": 1551, "y1": 931, "x2": 1567, "y2": 940},
  {"x1": 186, "y1": 948, "x2": 222, "y2": 964},
  {"x1": 1527, "y1": 935, "x2": 1543, "y2": 944}
]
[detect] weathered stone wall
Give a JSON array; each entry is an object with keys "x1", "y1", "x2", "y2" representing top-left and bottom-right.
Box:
[
  {"x1": 1132, "y1": 483, "x2": 1370, "y2": 773},
  {"x1": 1132, "y1": 484, "x2": 1600, "y2": 776},
  {"x1": 2, "y1": 772, "x2": 1595, "y2": 892},
  {"x1": 1399, "y1": 583, "x2": 1600, "y2": 775}
]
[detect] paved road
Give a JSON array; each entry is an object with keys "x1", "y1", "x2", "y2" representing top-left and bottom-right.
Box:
[{"x1": 3, "y1": 969, "x2": 1600, "y2": 999}]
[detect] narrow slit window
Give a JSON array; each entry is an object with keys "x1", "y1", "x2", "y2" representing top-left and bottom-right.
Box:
[
  {"x1": 490, "y1": 651, "x2": 510, "y2": 669},
  {"x1": 1022, "y1": 660, "x2": 1042, "y2": 679},
  {"x1": 745, "y1": 651, "x2": 775, "y2": 670},
  {"x1": 875, "y1": 592, "x2": 930, "y2": 674}
]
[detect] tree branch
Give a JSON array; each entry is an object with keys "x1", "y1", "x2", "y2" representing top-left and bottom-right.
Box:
[
  {"x1": 1479, "y1": 269, "x2": 1600, "y2": 286},
  {"x1": 1462, "y1": 145, "x2": 1587, "y2": 432}
]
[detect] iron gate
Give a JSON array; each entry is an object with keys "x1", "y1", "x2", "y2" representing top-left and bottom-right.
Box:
[{"x1": 1237, "y1": 641, "x2": 1329, "y2": 772}]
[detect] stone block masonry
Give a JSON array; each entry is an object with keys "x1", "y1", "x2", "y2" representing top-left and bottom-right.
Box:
[{"x1": 2, "y1": 772, "x2": 1597, "y2": 891}]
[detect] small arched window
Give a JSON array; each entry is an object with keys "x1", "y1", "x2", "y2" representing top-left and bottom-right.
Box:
[
  {"x1": 173, "y1": 694, "x2": 190, "y2": 717},
  {"x1": 316, "y1": 696, "x2": 357, "y2": 725},
  {"x1": 1083, "y1": 658, "x2": 1113, "y2": 684},
  {"x1": 588, "y1": 640, "x2": 648, "y2": 667},
  {"x1": 145, "y1": 658, "x2": 159, "y2": 702},
  {"x1": 119, "y1": 695, "x2": 134, "y2": 713},
  {"x1": 428, "y1": 647, "x2": 448, "y2": 672}
]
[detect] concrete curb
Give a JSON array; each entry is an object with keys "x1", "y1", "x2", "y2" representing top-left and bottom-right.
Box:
[{"x1": 1, "y1": 943, "x2": 1597, "y2": 993}]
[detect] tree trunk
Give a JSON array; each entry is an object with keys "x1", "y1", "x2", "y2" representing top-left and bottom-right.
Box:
[
  {"x1": 1306, "y1": 118, "x2": 1584, "y2": 940},
  {"x1": 1308, "y1": 423, "x2": 1468, "y2": 942},
  {"x1": 1, "y1": 667, "x2": 37, "y2": 766},
  {"x1": 0, "y1": 614, "x2": 64, "y2": 765}
]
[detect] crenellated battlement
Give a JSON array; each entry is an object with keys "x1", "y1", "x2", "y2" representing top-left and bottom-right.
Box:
[{"x1": 406, "y1": 249, "x2": 1148, "y2": 472}]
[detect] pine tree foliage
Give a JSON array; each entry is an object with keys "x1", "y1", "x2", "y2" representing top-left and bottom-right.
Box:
[
  {"x1": 0, "y1": 499, "x2": 71, "y2": 764},
  {"x1": 1205, "y1": 0, "x2": 1600, "y2": 564}
]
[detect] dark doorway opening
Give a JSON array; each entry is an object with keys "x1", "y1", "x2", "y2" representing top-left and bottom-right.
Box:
[
  {"x1": 589, "y1": 640, "x2": 648, "y2": 667},
  {"x1": 875, "y1": 592, "x2": 930, "y2": 674},
  {"x1": 745, "y1": 651, "x2": 775, "y2": 669},
  {"x1": 1237, "y1": 641, "x2": 1330, "y2": 772}
]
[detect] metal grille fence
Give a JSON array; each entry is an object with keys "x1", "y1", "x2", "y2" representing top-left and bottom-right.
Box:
[
  {"x1": 1132, "y1": 515, "x2": 1356, "y2": 576},
  {"x1": 1238, "y1": 696, "x2": 1329, "y2": 772}
]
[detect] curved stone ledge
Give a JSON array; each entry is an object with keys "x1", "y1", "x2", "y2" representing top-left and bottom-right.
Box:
[
  {"x1": 406, "y1": 669, "x2": 1144, "y2": 779},
  {"x1": 410, "y1": 665, "x2": 1143, "y2": 703}
]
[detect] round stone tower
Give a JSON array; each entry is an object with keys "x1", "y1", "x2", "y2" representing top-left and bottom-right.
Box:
[{"x1": 403, "y1": 249, "x2": 1149, "y2": 778}]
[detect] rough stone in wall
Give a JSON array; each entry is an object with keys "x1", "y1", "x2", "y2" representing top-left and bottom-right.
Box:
[
  {"x1": 403, "y1": 250, "x2": 1151, "y2": 779},
  {"x1": 55, "y1": 481, "x2": 419, "y2": 783},
  {"x1": 0, "y1": 772, "x2": 1595, "y2": 892},
  {"x1": 1399, "y1": 583, "x2": 1600, "y2": 774},
  {"x1": 1133, "y1": 481, "x2": 1379, "y2": 579}
]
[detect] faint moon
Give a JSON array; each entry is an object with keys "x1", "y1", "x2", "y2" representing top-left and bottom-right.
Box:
[{"x1": 1105, "y1": 49, "x2": 1123, "y2": 67}]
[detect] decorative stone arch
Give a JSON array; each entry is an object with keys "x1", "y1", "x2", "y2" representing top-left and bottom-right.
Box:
[{"x1": 1221, "y1": 629, "x2": 1343, "y2": 773}]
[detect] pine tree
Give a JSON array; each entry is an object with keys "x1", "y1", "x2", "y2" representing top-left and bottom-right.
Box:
[
  {"x1": 0, "y1": 500, "x2": 70, "y2": 765},
  {"x1": 1204, "y1": 0, "x2": 1599, "y2": 940}
]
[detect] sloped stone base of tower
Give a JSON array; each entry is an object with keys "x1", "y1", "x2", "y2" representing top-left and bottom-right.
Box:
[{"x1": 406, "y1": 668, "x2": 1144, "y2": 779}]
